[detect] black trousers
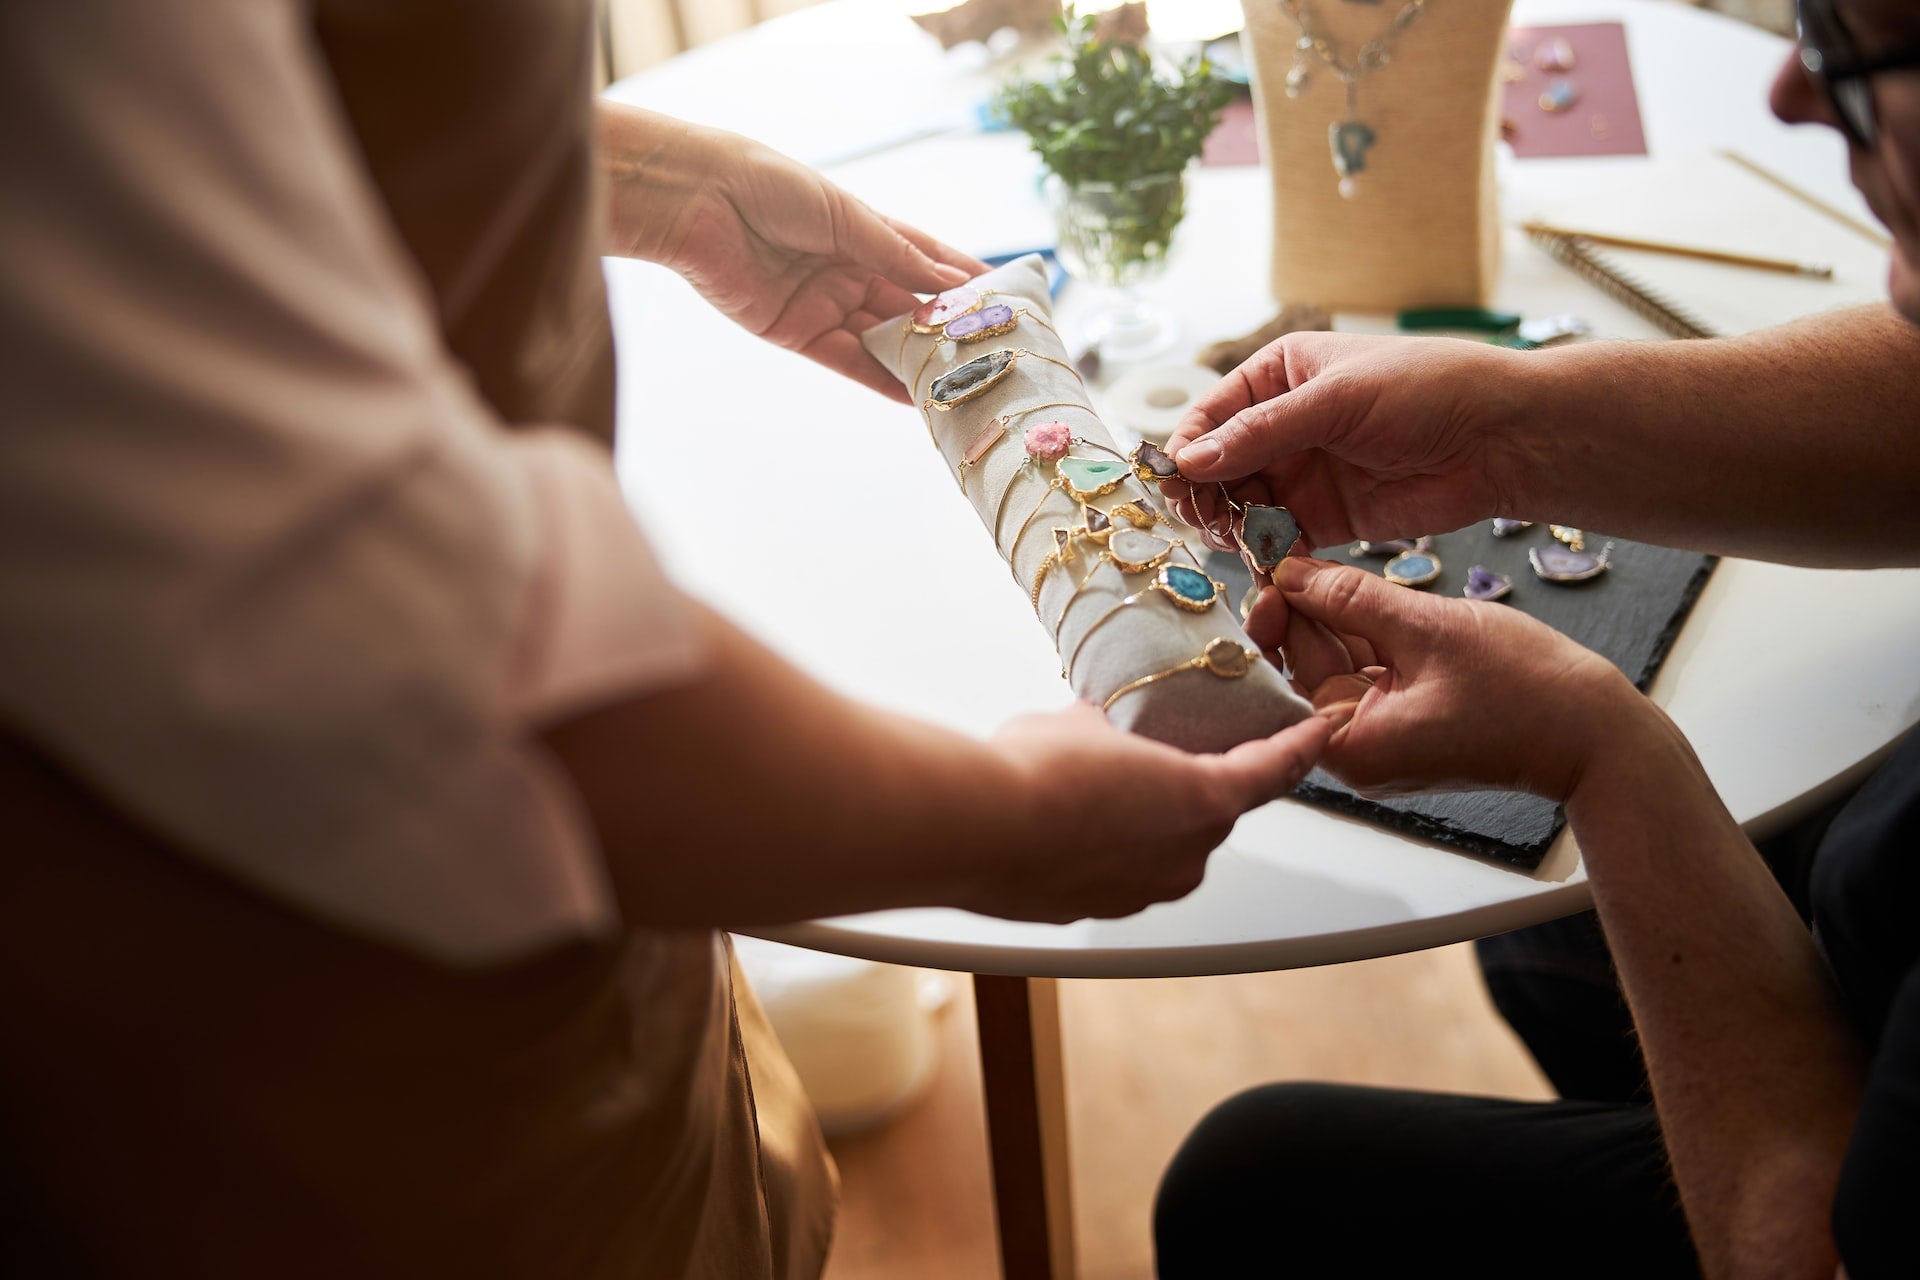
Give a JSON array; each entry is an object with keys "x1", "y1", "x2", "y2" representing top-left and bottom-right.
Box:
[{"x1": 1153, "y1": 790, "x2": 1845, "y2": 1279}]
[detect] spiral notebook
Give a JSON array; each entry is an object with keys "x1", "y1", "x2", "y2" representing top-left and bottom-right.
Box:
[{"x1": 1521, "y1": 152, "x2": 1891, "y2": 338}]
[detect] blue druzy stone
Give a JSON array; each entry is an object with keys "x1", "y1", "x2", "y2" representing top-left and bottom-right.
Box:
[
  {"x1": 1165, "y1": 565, "x2": 1216, "y2": 604},
  {"x1": 1390, "y1": 554, "x2": 1437, "y2": 580}
]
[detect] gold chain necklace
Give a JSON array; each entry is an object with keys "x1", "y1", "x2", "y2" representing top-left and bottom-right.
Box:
[{"x1": 1276, "y1": 0, "x2": 1431, "y2": 198}]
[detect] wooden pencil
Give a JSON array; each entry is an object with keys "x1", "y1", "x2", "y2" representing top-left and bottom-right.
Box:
[{"x1": 1519, "y1": 220, "x2": 1834, "y2": 278}]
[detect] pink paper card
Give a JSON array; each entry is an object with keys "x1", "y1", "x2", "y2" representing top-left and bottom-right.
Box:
[
  {"x1": 1201, "y1": 97, "x2": 1261, "y2": 167},
  {"x1": 1502, "y1": 22, "x2": 1647, "y2": 158}
]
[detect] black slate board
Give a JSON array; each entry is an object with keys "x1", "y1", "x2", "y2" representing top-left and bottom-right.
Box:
[{"x1": 1205, "y1": 523, "x2": 1717, "y2": 870}]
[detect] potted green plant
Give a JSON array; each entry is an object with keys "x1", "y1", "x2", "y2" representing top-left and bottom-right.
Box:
[{"x1": 995, "y1": 7, "x2": 1233, "y2": 356}]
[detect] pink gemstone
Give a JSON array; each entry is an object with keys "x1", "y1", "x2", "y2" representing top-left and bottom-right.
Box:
[
  {"x1": 912, "y1": 287, "x2": 979, "y2": 330},
  {"x1": 1024, "y1": 420, "x2": 1073, "y2": 462},
  {"x1": 962, "y1": 417, "x2": 1008, "y2": 466}
]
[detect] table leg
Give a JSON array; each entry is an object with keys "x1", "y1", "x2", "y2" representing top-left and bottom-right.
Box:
[{"x1": 972, "y1": 974, "x2": 1076, "y2": 1280}]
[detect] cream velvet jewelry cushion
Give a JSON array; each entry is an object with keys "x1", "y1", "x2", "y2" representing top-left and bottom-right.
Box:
[{"x1": 860, "y1": 256, "x2": 1312, "y2": 754}]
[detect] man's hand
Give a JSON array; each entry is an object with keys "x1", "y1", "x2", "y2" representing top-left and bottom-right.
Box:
[
  {"x1": 1161, "y1": 332, "x2": 1536, "y2": 552},
  {"x1": 1258, "y1": 555, "x2": 1648, "y2": 803},
  {"x1": 601, "y1": 104, "x2": 986, "y2": 403}
]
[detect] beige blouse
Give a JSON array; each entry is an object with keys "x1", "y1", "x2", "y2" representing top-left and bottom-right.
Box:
[{"x1": 0, "y1": 0, "x2": 832, "y2": 1274}]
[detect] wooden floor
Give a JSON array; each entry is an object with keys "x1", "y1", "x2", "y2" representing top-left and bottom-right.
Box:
[{"x1": 820, "y1": 944, "x2": 1554, "y2": 1280}]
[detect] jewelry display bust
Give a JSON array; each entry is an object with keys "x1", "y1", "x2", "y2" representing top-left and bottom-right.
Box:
[{"x1": 1240, "y1": 0, "x2": 1515, "y2": 309}]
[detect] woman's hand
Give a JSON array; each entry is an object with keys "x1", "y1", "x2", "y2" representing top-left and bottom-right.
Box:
[
  {"x1": 963, "y1": 703, "x2": 1334, "y2": 924},
  {"x1": 1160, "y1": 332, "x2": 1540, "y2": 553},
  {"x1": 1255, "y1": 556, "x2": 1655, "y2": 803},
  {"x1": 600, "y1": 104, "x2": 986, "y2": 403}
]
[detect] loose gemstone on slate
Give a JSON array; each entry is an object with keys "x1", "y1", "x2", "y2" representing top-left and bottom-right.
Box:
[
  {"x1": 1131, "y1": 440, "x2": 1180, "y2": 482},
  {"x1": 1237, "y1": 504, "x2": 1300, "y2": 572},
  {"x1": 1202, "y1": 638, "x2": 1252, "y2": 678},
  {"x1": 1108, "y1": 529, "x2": 1170, "y2": 570},
  {"x1": 911, "y1": 286, "x2": 980, "y2": 332},
  {"x1": 1549, "y1": 525, "x2": 1586, "y2": 551},
  {"x1": 945, "y1": 303, "x2": 1017, "y2": 341},
  {"x1": 1024, "y1": 420, "x2": 1073, "y2": 462},
  {"x1": 1490, "y1": 518, "x2": 1531, "y2": 537},
  {"x1": 1163, "y1": 565, "x2": 1218, "y2": 608},
  {"x1": 1464, "y1": 564, "x2": 1512, "y2": 601},
  {"x1": 931, "y1": 349, "x2": 1015, "y2": 405},
  {"x1": 1384, "y1": 552, "x2": 1440, "y2": 586},
  {"x1": 1531, "y1": 544, "x2": 1608, "y2": 582},
  {"x1": 1352, "y1": 537, "x2": 1426, "y2": 556},
  {"x1": 1058, "y1": 456, "x2": 1127, "y2": 497},
  {"x1": 961, "y1": 417, "x2": 1008, "y2": 467}
]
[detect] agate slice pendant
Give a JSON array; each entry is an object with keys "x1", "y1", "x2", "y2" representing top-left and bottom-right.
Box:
[
  {"x1": 1463, "y1": 564, "x2": 1512, "y2": 602},
  {"x1": 1383, "y1": 548, "x2": 1442, "y2": 587},
  {"x1": 929, "y1": 349, "x2": 1015, "y2": 408},
  {"x1": 1531, "y1": 542, "x2": 1612, "y2": 583},
  {"x1": 945, "y1": 303, "x2": 1018, "y2": 342},
  {"x1": 910, "y1": 287, "x2": 982, "y2": 334}
]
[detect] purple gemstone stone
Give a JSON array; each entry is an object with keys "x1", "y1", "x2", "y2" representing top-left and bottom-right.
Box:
[
  {"x1": 1463, "y1": 564, "x2": 1512, "y2": 601},
  {"x1": 945, "y1": 303, "x2": 1017, "y2": 341},
  {"x1": 1490, "y1": 519, "x2": 1531, "y2": 538},
  {"x1": 1530, "y1": 544, "x2": 1607, "y2": 582}
]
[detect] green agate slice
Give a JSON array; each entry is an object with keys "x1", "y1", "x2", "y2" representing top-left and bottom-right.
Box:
[{"x1": 1058, "y1": 456, "x2": 1128, "y2": 498}]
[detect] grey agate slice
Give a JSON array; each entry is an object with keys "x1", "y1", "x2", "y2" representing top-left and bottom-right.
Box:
[
  {"x1": 1237, "y1": 504, "x2": 1301, "y2": 573},
  {"x1": 930, "y1": 349, "x2": 1016, "y2": 405}
]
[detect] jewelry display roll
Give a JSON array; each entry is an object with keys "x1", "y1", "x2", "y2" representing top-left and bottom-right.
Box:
[{"x1": 860, "y1": 257, "x2": 1312, "y2": 754}]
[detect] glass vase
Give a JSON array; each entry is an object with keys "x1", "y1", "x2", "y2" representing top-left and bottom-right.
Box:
[{"x1": 1047, "y1": 169, "x2": 1188, "y2": 362}]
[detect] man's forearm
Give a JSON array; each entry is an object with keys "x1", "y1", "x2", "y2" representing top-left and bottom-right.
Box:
[
  {"x1": 1508, "y1": 304, "x2": 1920, "y2": 566},
  {"x1": 1567, "y1": 710, "x2": 1868, "y2": 1277}
]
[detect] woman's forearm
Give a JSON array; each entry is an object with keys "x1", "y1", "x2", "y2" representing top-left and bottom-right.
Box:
[
  {"x1": 1567, "y1": 706, "x2": 1868, "y2": 1277},
  {"x1": 1507, "y1": 304, "x2": 1920, "y2": 566},
  {"x1": 595, "y1": 100, "x2": 716, "y2": 261},
  {"x1": 539, "y1": 603, "x2": 1024, "y2": 928}
]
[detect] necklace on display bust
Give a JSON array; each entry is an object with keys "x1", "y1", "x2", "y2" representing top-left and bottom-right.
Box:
[{"x1": 1276, "y1": 0, "x2": 1432, "y2": 198}]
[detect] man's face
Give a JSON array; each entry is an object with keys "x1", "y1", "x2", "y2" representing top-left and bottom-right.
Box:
[{"x1": 1771, "y1": 0, "x2": 1920, "y2": 321}]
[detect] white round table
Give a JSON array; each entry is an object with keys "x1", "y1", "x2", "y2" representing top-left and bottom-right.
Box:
[{"x1": 603, "y1": 4, "x2": 1920, "y2": 1273}]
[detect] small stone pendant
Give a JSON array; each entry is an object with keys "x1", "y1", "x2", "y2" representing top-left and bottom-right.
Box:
[
  {"x1": 1463, "y1": 564, "x2": 1513, "y2": 602},
  {"x1": 911, "y1": 286, "x2": 981, "y2": 334},
  {"x1": 1130, "y1": 440, "x2": 1180, "y2": 484},
  {"x1": 1057, "y1": 456, "x2": 1129, "y2": 500},
  {"x1": 1531, "y1": 542, "x2": 1613, "y2": 583},
  {"x1": 1236, "y1": 504, "x2": 1301, "y2": 575},
  {"x1": 1108, "y1": 529, "x2": 1173, "y2": 573},
  {"x1": 1160, "y1": 564, "x2": 1222, "y2": 612},
  {"x1": 929, "y1": 349, "x2": 1015, "y2": 407},
  {"x1": 944, "y1": 303, "x2": 1018, "y2": 342},
  {"x1": 1549, "y1": 525, "x2": 1586, "y2": 551},
  {"x1": 1330, "y1": 119, "x2": 1376, "y2": 197},
  {"x1": 1383, "y1": 547, "x2": 1442, "y2": 587},
  {"x1": 1285, "y1": 61, "x2": 1312, "y2": 99},
  {"x1": 1491, "y1": 518, "x2": 1532, "y2": 538}
]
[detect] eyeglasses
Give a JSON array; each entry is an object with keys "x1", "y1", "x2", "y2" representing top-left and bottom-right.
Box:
[{"x1": 1796, "y1": 0, "x2": 1920, "y2": 148}]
